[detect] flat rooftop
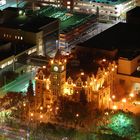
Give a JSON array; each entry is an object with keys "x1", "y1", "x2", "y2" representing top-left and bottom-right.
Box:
[
  {"x1": 36, "y1": 6, "x2": 96, "y2": 33},
  {"x1": 79, "y1": 22, "x2": 140, "y2": 59},
  {"x1": 119, "y1": 51, "x2": 139, "y2": 60},
  {"x1": 3, "y1": 7, "x2": 21, "y2": 12},
  {"x1": 66, "y1": 51, "x2": 110, "y2": 81},
  {"x1": 82, "y1": 0, "x2": 128, "y2": 5},
  {"x1": 0, "y1": 14, "x2": 56, "y2": 32},
  {"x1": 0, "y1": 41, "x2": 35, "y2": 61},
  {"x1": 127, "y1": 6, "x2": 140, "y2": 18}
]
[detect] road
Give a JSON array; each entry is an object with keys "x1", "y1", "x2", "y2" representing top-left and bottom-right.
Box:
[
  {"x1": 65, "y1": 22, "x2": 115, "y2": 53},
  {"x1": 0, "y1": 72, "x2": 35, "y2": 96},
  {"x1": 112, "y1": 100, "x2": 140, "y2": 114},
  {"x1": 0, "y1": 0, "x2": 26, "y2": 10},
  {"x1": 0, "y1": 126, "x2": 26, "y2": 140}
]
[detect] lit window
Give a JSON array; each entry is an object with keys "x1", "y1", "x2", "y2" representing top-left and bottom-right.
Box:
[
  {"x1": 15, "y1": 36, "x2": 17, "y2": 39},
  {"x1": 4, "y1": 34, "x2": 5, "y2": 37},
  {"x1": 67, "y1": 6, "x2": 70, "y2": 9},
  {"x1": 67, "y1": 1, "x2": 70, "y2": 4},
  {"x1": 21, "y1": 36, "x2": 23, "y2": 40}
]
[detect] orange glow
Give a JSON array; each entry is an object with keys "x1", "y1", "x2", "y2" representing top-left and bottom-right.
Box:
[
  {"x1": 122, "y1": 98, "x2": 126, "y2": 103},
  {"x1": 73, "y1": 84, "x2": 76, "y2": 87},
  {"x1": 76, "y1": 113, "x2": 79, "y2": 117},
  {"x1": 40, "y1": 106, "x2": 43, "y2": 110},
  {"x1": 56, "y1": 107, "x2": 59, "y2": 110},
  {"x1": 81, "y1": 72, "x2": 84, "y2": 75},
  {"x1": 31, "y1": 113, "x2": 34, "y2": 117},
  {"x1": 35, "y1": 77, "x2": 38, "y2": 80},
  {"x1": 90, "y1": 82, "x2": 92, "y2": 86},
  {"x1": 112, "y1": 95, "x2": 115, "y2": 99},
  {"x1": 112, "y1": 105, "x2": 118, "y2": 110},
  {"x1": 47, "y1": 105, "x2": 50, "y2": 109},
  {"x1": 129, "y1": 93, "x2": 134, "y2": 98},
  {"x1": 59, "y1": 61, "x2": 62, "y2": 65},
  {"x1": 51, "y1": 60, "x2": 54, "y2": 64}
]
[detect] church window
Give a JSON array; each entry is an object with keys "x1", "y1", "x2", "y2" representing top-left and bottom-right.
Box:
[
  {"x1": 77, "y1": 82, "x2": 82, "y2": 87},
  {"x1": 53, "y1": 75, "x2": 57, "y2": 79}
]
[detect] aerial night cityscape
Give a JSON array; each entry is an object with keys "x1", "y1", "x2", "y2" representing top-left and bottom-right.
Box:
[{"x1": 0, "y1": 0, "x2": 140, "y2": 139}]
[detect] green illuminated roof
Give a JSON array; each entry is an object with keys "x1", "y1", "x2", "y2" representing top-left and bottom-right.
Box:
[
  {"x1": 36, "y1": 6, "x2": 96, "y2": 33},
  {"x1": 83, "y1": 0, "x2": 128, "y2": 5}
]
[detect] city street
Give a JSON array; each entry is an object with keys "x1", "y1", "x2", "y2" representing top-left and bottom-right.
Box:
[
  {"x1": 0, "y1": 72, "x2": 35, "y2": 96},
  {"x1": 0, "y1": 126, "x2": 26, "y2": 140},
  {"x1": 0, "y1": 0, "x2": 26, "y2": 10}
]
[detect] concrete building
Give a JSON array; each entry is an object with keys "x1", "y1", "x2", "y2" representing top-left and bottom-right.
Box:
[
  {"x1": 0, "y1": 7, "x2": 59, "y2": 56},
  {"x1": 78, "y1": 22, "x2": 140, "y2": 59},
  {"x1": 35, "y1": 6, "x2": 98, "y2": 49},
  {"x1": 38, "y1": 0, "x2": 136, "y2": 20},
  {"x1": 117, "y1": 53, "x2": 140, "y2": 96},
  {"x1": 78, "y1": 22, "x2": 140, "y2": 99},
  {"x1": 0, "y1": 40, "x2": 36, "y2": 72}
]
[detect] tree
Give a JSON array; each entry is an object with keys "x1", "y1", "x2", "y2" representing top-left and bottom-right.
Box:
[
  {"x1": 107, "y1": 111, "x2": 138, "y2": 138},
  {"x1": 27, "y1": 80, "x2": 34, "y2": 102}
]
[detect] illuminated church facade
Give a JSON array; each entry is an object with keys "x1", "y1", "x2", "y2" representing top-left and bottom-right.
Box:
[{"x1": 35, "y1": 53, "x2": 117, "y2": 110}]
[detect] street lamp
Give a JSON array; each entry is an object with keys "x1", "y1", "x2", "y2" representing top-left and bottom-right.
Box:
[
  {"x1": 122, "y1": 98, "x2": 126, "y2": 103},
  {"x1": 40, "y1": 106, "x2": 43, "y2": 110},
  {"x1": 122, "y1": 98, "x2": 126, "y2": 110},
  {"x1": 23, "y1": 103, "x2": 26, "y2": 107},
  {"x1": 40, "y1": 115, "x2": 43, "y2": 119},
  {"x1": 76, "y1": 113, "x2": 79, "y2": 118},
  {"x1": 30, "y1": 113, "x2": 34, "y2": 117},
  {"x1": 129, "y1": 93, "x2": 134, "y2": 98},
  {"x1": 112, "y1": 105, "x2": 118, "y2": 110},
  {"x1": 112, "y1": 95, "x2": 115, "y2": 99}
]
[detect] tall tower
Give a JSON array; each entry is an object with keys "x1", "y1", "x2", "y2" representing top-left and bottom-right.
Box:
[{"x1": 50, "y1": 51, "x2": 67, "y2": 97}]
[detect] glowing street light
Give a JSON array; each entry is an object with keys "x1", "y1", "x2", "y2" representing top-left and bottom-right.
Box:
[
  {"x1": 112, "y1": 95, "x2": 115, "y2": 99},
  {"x1": 129, "y1": 93, "x2": 134, "y2": 98},
  {"x1": 122, "y1": 98, "x2": 126, "y2": 103},
  {"x1": 56, "y1": 107, "x2": 59, "y2": 110},
  {"x1": 30, "y1": 113, "x2": 34, "y2": 117},
  {"x1": 23, "y1": 103, "x2": 26, "y2": 107},
  {"x1": 47, "y1": 105, "x2": 50, "y2": 109},
  {"x1": 112, "y1": 68, "x2": 115, "y2": 71},
  {"x1": 102, "y1": 58, "x2": 106, "y2": 62},
  {"x1": 40, "y1": 115, "x2": 43, "y2": 119},
  {"x1": 40, "y1": 106, "x2": 43, "y2": 110},
  {"x1": 81, "y1": 72, "x2": 84, "y2": 75},
  {"x1": 76, "y1": 113, "x2": 79, "y2": 117},
  {"x1": 112, "y1": 105, "x2": 118, "y2": 110}
]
